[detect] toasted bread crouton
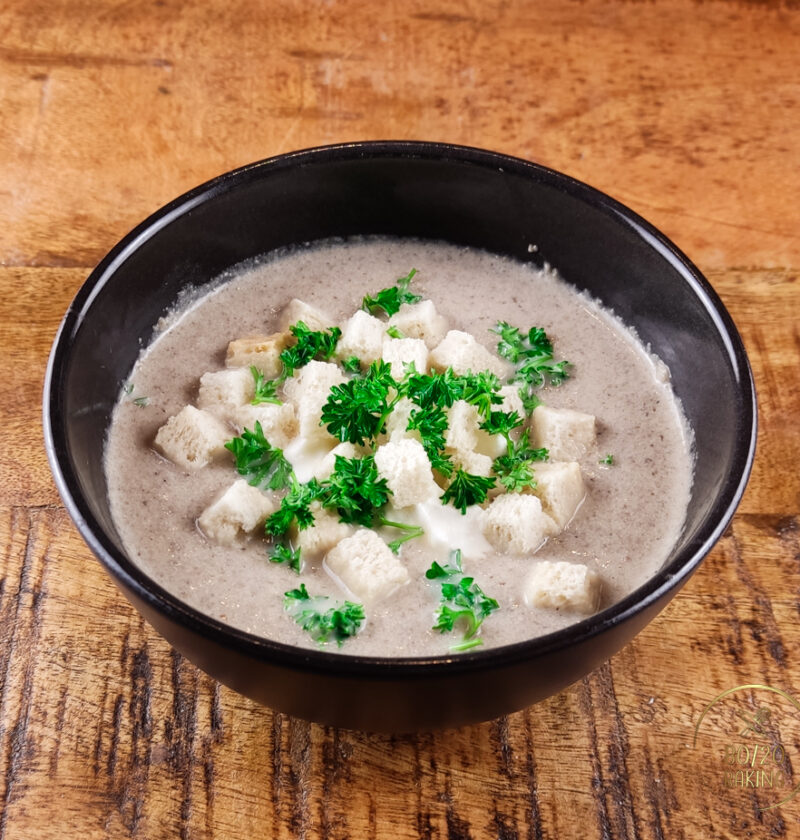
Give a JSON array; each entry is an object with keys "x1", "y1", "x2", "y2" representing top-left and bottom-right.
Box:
[
  {"x1": 523, "y1": 560, "x2": 601, "y2": 614},
  {"x1": 528, "y1": 461, "x2": 586, "y2": 529},
  {"x1": 154, "y1": 405, "x2": 230, "y2": 470},
  {"x1": 388, "y1": 299, "x2": 448, "y2": 349},
  {"x1": 283, "y1": 360, "x2": 346, "y2": 443},
  {"x1": 226, "y1": 332, "x2": 289, "y2": 378},
  {"x1": 233, "y1": 402, "x2": 299, "y2": 449},
  {"x1": 278, "y1": 299, "x2": 335, "y2": 333},
  {"x1": 198, "y1": 367, "x2": 255, "y2": 419},
  {"x1": 530, "y1": 405, "x2": 596, "y2": 461},
  {"x1": 292, "y1": 504, "x2": 353, "y2": 558},
  {"x1": 325, "y1": 529, "x2": 410, "y2": 604},
  {"x1": 481, "y1": 493, "x2": 557, "y2": 555},
  {"x1": 374, "y1": 438, "x2": 441, "y2": 508},
  {"x1": 429, "y1": 330, "x2": 509, "y2": 379},
  {"x1": 198, "y1": 479, "x2": 276, "y2": 546},
  {"x1": 381, "y1": 335, "x2": 429, "y2": 379},
  {"x1": 383, "y1": 397, "x2": 422, "y2": 443},
  {"x1": 336, "y1": 310, "x2": 386, "y2": 365}
]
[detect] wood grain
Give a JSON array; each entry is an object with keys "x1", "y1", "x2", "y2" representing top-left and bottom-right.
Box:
[{"x1": 1, "y1": 0, "x2": 799, "y2": 837}]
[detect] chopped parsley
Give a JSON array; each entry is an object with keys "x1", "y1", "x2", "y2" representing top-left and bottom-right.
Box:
[
  {"x1": 440, "y1": 469, "x2": 496, "y2": 514},
  {"x1": 378, "y1": 517, "x2": 425, "y2": 554},
  {"x1": 225, "y1": 422, "x2": 293, "y2": 491},
  {"x1": 426, "y1": 550, "x2": 499, "y2": 650},
  {"x1": 600, "y1": 453, "x2": 615, "y2": 465},
  {"x1": 250, "y1": 365, "x2": 282, "y2": 405},
  {"x1": 340, "y1": 355, "x2": 362, "y2": 374},
  {"x1": 280, "y1": 321, "x2": 342, "y2": 377},
  {"x1": 491, "y1": 321, "x2": 571, "y2": 413},
  {"x1": 386, "y1": 325, "x2": 404, "y2": 339},
  {"x1": 265, "y1": 478, "x2": 323, "y2": 536},
  {"x1": 269, "y1": 542, "x2": 302, "y2": 573},
  {"x1": 492, "y1": 427, "x2": 548, "y2": 493},
  {"x1": 283, "y1": 584, "x2": 365, "y2": 646},
  {"x1": 362, "y1": 268, "x2": 421, "y2": 317},
  {"x1": 320, "y1": 455, "x2": 391, "y2": 526}
]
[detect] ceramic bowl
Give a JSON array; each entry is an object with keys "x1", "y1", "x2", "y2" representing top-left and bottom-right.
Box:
[{"x1": 44, "y1": 142, "x2": 756, "y2": 731}]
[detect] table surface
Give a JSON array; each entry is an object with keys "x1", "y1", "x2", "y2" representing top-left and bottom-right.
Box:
[{"x1": 1, "y1": 1, "x2": 799, "y2": 837}]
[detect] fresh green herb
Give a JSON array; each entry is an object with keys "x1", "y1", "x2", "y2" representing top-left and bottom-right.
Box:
[
  {"x1": 225, "y1": 422, "x2": 293, "y2": 491},
  {"x1": 600, "y1": 454, "x2": 615, "y2": 465},
  {"x1": 491, "y1": 321, "x2": 571, "y2": 413},
  {"x1": 279, "y1": 321, "x2": 342, "y2": 377},
  {"x1": 440, "y1": 469, "x2": 496, "y2": 514},
  {"x1": 403, "y1": 367, "x2": 463, "y2": 410},
  {"x1": 492, "y1": 428, "x2": 548, "y2": 493},
  {"x1": 426, "y1": 550, "x2": 499, "y2": 650},
  {"x1": 479, "y1": 409, "x2": 523, "y2": 441},
  {"x1": 362, "y1": 268, "x2": 421, "y2": 317},
  {"x1": 132, "y1": 396, "x2": 149, "y2": 407},
  {"x1": 386, "y1": 325, "x2": 404, "y2": 339},
  {"x1": 283, "y1": 584, "x2": 365, "y2": 646},
  {"x1": 458, "y1": 371, "x2": 504, "y2": 418},
  {"x1": 378, "y1": 517, "x2": 425, "y2": 554},
  {"x1": 123, "y1": 381, "x2": 149, "y2": 406},
  {"x1": 265, "y1": 478, "x2": 323, "y2": 536},
  {"x1": 341, "y1": 355, "x2": 362, "y2": 374},
  {"x1": 407, "y1": 404, "x2": 448, "y2": 453},
  {"x1": 321, "y1": 455, "x2": 391, "y2": 526},
  {"x1": 250, "y1": 365, "x2": 282, "y2": 405},
  {"x1": 123, "y1": 382, "x2": 134, "y2": 396},
  {"x1": 269, "y1": 543, "x2": 302, "y2": 573},
  {"x1": 321, "y1": 359, "x2": 399, "y2": 447}
]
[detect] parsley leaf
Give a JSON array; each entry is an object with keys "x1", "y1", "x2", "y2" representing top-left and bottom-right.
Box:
[
  {"x1": 403, "y1": 367, "x2": 463, "y2": 409},
  {"x1": 492, "y1": 428, "x2": 548, "y2": 492},
  {"x1": 378, "y1": 517, "x2": 425, "y2": 554},
  {"x1": 426, "y1": 550, "x2": 499, "y2": 650},
  {"x1": 283, "y1": 584, "x2": 365, "y2": 647},
  {"x1": 440, "y1": 469, "x2": 496, "y2": 514},
  {"x1": 225, "y1": 422, "x2": 293, "y2": 491},
  {"x1": 491, "y1": 321, "x2": 571, "y2": 413},
  {"x1": 265, "y1": 478, "x2": 323, "y2": 536},
  {"x1": 250, "y1": 365, "x2": 282, "y2": 405},
  {"x1": 362, "y1": 268, "x2": 422, "y2": 317},
  {"x1": 386, "y1": 325, "x2": 404, "y2": 339},
  {"x1": 320, "y1": 455, "x2": 391, "y2": 526},
  {"x1": 269, "y1": 543, "x2": 302, "y2": 573},
  {"x1": 279, "y1": 321, "x2": 342, "y2": 377},
  {"x1": 341, "y1": 355, "x2": 362, "y2": 374},
  {"x1": 458, "y1": 371, "x2": 504, "y2": 418},
  {"x1": 600, "y1": 453, "x2": 615, "y2": 465}
]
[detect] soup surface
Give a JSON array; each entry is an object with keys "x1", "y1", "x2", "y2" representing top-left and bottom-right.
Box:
[{"x1": 105, "y1": 239, "x2": 693, "y2": 656}]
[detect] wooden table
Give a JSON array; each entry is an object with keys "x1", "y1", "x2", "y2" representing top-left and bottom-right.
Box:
[{"x1": 1, "y1": 1, "x2": 798, "y2": 837}]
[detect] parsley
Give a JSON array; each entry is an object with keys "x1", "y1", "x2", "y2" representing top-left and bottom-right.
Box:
[
  {"x1": 404, "y1": 367, "x2": 463, "y2": 409},
  {"x1": 133, "y1": 396, "x2": 149, "y2": 407},
  {"x1": 265, "y1": 478, "x2": 322, "y2": 536},
  {"x1": 600, "y1": 454, "x2": 615, "y2": 465},
  {"x1": 426, "y1": 550, "x2": 499, "y2": 650},
  {"x1": 225, "y1": 422, "x2": 293, "y2": 491},
  {"x1": 491, "y1": 322, "x2": 571, "y2": 413},
  {"x1": 321, "y1": 359, "x2": 399, "y2": 447},
  {"x1": 386, "y1": 325, "x2": 404, "y2": 339},
  {"x1": 123, "y1": 381, "x2": 149, "y2": 406},
  {"x1": 279, "y1": 321, "x2": 342, "y2": 377},
  {"x1": 458, "y1": 371, "x2": 503, "y2": 418},
  {"x1": 250, "y1": 366, "x2": 282, "y2": 405},
  {"x1": 362, "y1": 268, "x2": 422, "y2": 317},
  {"x1": 269, "y1": 543, "x2": 302, "y2": 573},
  {"x1": 378, "y1": 517, "x2": 425, "y2": 554},
  {"x1": 341, "y1": 355, "x2": 362, "y2": 374},
  {"x1": 321, "y1": 455, "x2": 391, "y2": 526},
  {"x1": 440, "y1": 469, "x2": 496, "y2": 514},
  {"x1": 479, "y1": 409, "x2": 523, "y2": 441},
  {"x1": 283, "y1": 584, "x2": 365, "y2": 646},
  {"x1": 492, "y1": 428, "x2": 548, "y2": 492}
]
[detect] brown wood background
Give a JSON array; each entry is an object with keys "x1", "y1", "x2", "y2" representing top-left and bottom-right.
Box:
[{"x1": 1, "y1": 1, "x2": 799, "y2": 837}]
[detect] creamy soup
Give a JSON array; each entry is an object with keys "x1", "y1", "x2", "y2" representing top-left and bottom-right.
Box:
[{"x1": 105, "y1": 239, "x2": 693, "y2": 656}]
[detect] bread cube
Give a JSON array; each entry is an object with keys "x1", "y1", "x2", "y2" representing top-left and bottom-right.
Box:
[
  {"x1": 283, "y1": 360, "x2": 346, "y2": 442},
  {"x1": 523, "y1": 561, "x2": 601, "y2": 614},
  {"x1": 233, "y1": 402, "x2": 298, "y2": 449},
  {"x1": 198, "y1": 479, "x2": 276, "y2": 546},
  {"x1": 381, "y1": 336, "x2": 429, "y2": 379},
  {"x1": 198, "y1": 368, "x2": 255, "y2": 418},
  {"x1": 498, "y1": 385, "x2": 525, "y2": 418},
  {"x1": 481, "y1": 493, "x2": 557, "y2": 555},
  {"x1": 292, "y1": 504, "x2": 352, "y2": 557},
  {"x1": 374, "y1": 438, "x2": 441, "y2": 508},
  {"x1": 529, "y1": 461, "x2": 586, "y2": 529},
  {"x1": 450, "y1": 448, "x2": 494, "y2": 479},
  {"x1": 336, "y1": 310, "x2": 385, "y2": 364},
  {"x1": 226, "y1": 332, "x2": 289, "y2": 378},
  {"x1": 388, "y1": 300, "x2": 448, "y2": 349},
  {"x1": 530, "y1": 405, "x2": 596, "y2": 461},
  {"x1": 154, "y1": 405, "x2": 230, "y2": 470},
  {"x1": 311, "y1": 441, "x2": 360, "y2": 482},
  {"x1": 444, "y1": 400, "x2": 479, "y2": 452},
  {"x1": 429, "y1": 330, "x2": 509, "y2": 379},
  {"x1": 383, "y1": 397, "x2": 421, "y2": 443},
  {"x1": 325, "y1": 528, "x2": 410, "y2": 604},
  {"x1": 278, "y1": 299, "x2": 335, "y2": 333}
]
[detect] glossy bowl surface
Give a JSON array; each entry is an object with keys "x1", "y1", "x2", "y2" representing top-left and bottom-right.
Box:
[{"x1": 44, "y1": 142, "x2": 756, "y2": 731}]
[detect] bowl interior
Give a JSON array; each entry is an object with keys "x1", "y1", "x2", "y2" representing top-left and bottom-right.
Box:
[{"x1": 47, "y1": 142, "x2": 755, "y2": 653}]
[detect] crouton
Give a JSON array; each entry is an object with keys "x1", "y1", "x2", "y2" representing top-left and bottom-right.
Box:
[
  {"x1": 498, "y1": 385, "x2": 525, "y2": 418},
  {"x1": 444, "y1": 400, "x2": 480, "y2": 452},
  {"x1": 325, "y1": 529, "x2": 410, "y2": 604},
  {"x1": 429, "y1": 330, "x2": 509, "y2": 379},
  {"x1": 293, "y1": 504, "x2": 353, "y2": 558},
  {"x1": 481, "y1": 493, "x2": 557, "y2": 555},
  {"x1": 311, "y1": 441, "x2": 361, "y2": 482},
  {"x1": 153, "y1": 405, "x2": 231, "y2": 470},
  {"x1": 336, "y1": 310, "x2": 385, "y2": 364},
  {"x1": 523, "y1": 561, "x2": 602, "y2": 614},
  {"x1": 225, "y1": 332, "x2": 289, "y2": 378},
  {"x1": 383, "y1": 397, "x2": 422, "y2": 443},
  {"x1": 282, "y1": 360, "x2": 346, "y2": 442},
  {"x1": 449, "y1": 448, "x2": 494, "y2": 479},
  {"x1": 529, "y1": 461, "x2": 586, "y2": 529},
  {"x1": 278, "y1": 299, "x2": 335, "y2": 333},
  {"x1": 381, "y1": 335, "x2": 429, "y2": 379},
  {"x1": 388, "y1": 299, "x2": 448, "y2": 349},
  {"x1": 530, "y1": 405, "x2": 596, "y2": 461},
  {"x1": 233, "y1": 402, "x2": 298, "y2": 449},
  {"x1": 198, "y1": 367, "x2": 255, "y2": 418},
  {"x1": 374, "y1": 438, "x2": 441, "y2": 508},
  {"x1": 197, "y1": 479, "x2": 276, "y2": 546}
]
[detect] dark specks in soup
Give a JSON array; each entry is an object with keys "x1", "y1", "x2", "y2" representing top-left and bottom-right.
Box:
[{"x1": 104, "y1": 239, "x2": 694, "y2": 656}]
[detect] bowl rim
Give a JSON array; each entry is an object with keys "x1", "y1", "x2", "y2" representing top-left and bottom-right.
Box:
[{"x1": 43, "y1": 139, "x2": 757, "y2": 677}]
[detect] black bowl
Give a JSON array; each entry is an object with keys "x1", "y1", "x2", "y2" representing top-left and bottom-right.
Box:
[{"x1": 44, "y1": 142, "x2": 756, "y2": 732}]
